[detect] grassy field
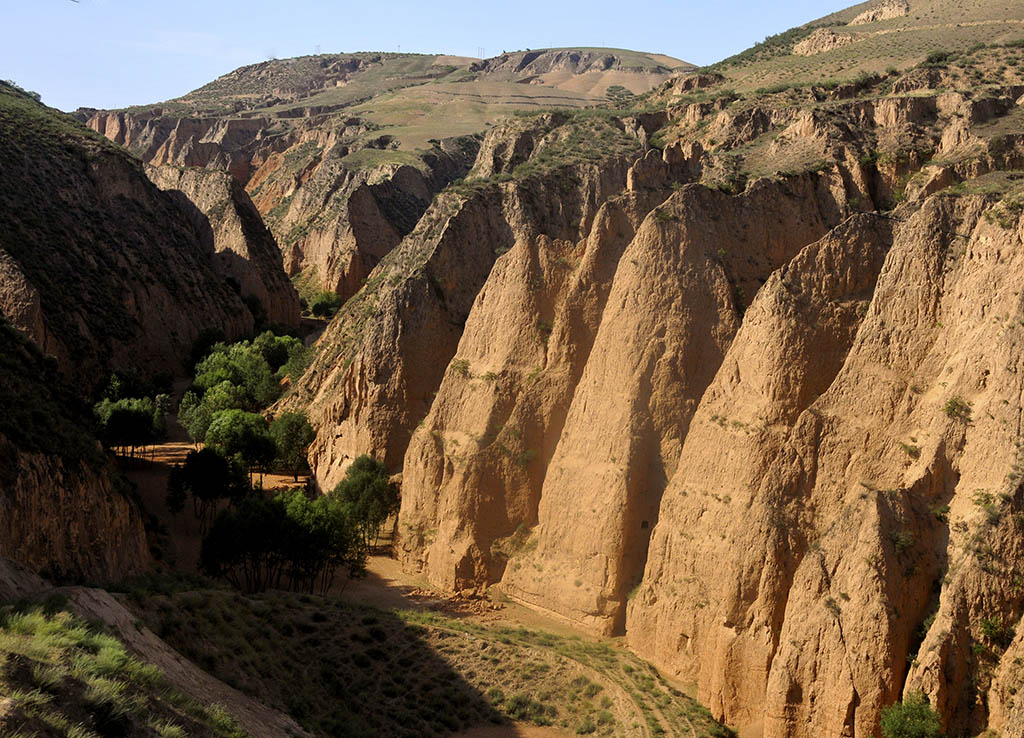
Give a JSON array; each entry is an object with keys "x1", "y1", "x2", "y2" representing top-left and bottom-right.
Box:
[
  {"x1": 123, "y1": 581, "x2": 733, "y2": 738},
  {"x1": 0, "y1": 598, "x2": 248, "y2": 738}
]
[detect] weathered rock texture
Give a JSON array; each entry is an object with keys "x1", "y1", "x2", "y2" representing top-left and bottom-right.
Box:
[
  {"x1": 146, "y1": 164, "x2": 301, "y2": 326},
  {"x1": 793, "y1": 29, "x2": 856, "y2": 57},
  {"x1": 1, "y1": 448, "x2": 149, "y2": 582},
  {"x1": 283, "y1": 114, "x2": 646, "y2": 490},
  {"x1": 0, "y1": 83, "x2": 254, "y2": 389},
  {"x1": 0, "y1": 324, "x2": 149, "y2": 583},
  {"x1": 850, "y1": 0, "x2": 911, "y2": 25},
  {"x1": 275, "y1": 138, "x2": 481, "y2": 303},
  {"x1": 287, "y1": 60, "x2": 1024, "y2": 738}
]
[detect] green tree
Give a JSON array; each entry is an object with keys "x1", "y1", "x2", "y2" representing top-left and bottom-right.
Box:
[
  {"x1": 309, "y1": 291, "x2": 341, "y2": 318},
  {"x1": 94, "y1": 397, "x2": 163, "y2": 456},
  {"x1": 206, "y1": 409, "x2": 277, "y2": 480},
  {"x1": 880, "y1": 692, "x2": 944, "y2": 738},
  {"x1": 253, "y1": 330, "x2": 304, "y2": 374},
  {"x1": 201, "y1": 489, "x2": 365, "y2": 594},
  {"x1": 270, "y1": 412, "x2": 314, "y2": 481},
  {"x1": 330, "y1": 455, "x2": 400, "y2": 548},
  {"x1": 166, "y1": 448, "x2": 248, "y2": 531},
  {"x1": 178, "y1": 390, "x2": 212, "y2": 444}
]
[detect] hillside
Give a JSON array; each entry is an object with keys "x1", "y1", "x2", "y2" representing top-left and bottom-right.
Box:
[
  {"x1": 0, "y1": 81, "x2": 265, "y2": 389},
  {"x1": 0, "y1": 322, "x2": 148, "y2": 583},
  {"x1": 273, "y1": 2, "x2": 1024, "y2": 737},
  {"x1": 7, "y1": 2, "x2": 1024, "y2": 738},
  {"x1": 78, "y1": 48, "x2": 690, "y2": 299},
  {"x1": 694, "y1": 0, "x2": 1024, "y2": 92},
  {"x1": 0, "y1": 598, "x2": 250, "y2": 738}
]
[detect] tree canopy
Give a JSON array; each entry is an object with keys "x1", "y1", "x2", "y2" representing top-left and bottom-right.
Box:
[
  {"x1": 270, "y1": 412, "x2": 314, "y2": 481},
  {"x1": 200, "y1": 489, "x2": 365, "y2": 594},
  {"x1": 880, "y1": 693, "x2": 944, "y2": 738},
  {"x1": 331, "y1": 455, "x2": 400, "y2": 548}
]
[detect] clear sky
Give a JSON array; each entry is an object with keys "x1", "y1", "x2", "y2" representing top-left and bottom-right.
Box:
[{"x1": 4, "y1": 0, "x2": 853, "y2": 112}]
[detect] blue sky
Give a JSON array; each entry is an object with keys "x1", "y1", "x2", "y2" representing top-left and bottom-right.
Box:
[{"x1": 4, "y1": 0, "x2": 852, "y2": 111}]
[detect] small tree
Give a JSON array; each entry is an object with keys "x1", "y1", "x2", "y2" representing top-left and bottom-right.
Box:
[
  {"x1": 309, "y1": 291, "x2": 341, "y2": 317},
  {"x1": 271, "y1": 411, "x2": 314, "y2": 481},
  {"x1": 880, "y1": 692, "x2": 944, "y2": 738},
  {"x1": 206, "y1": 409, "x2": 276, "y2": 481},
  {"x1": 166, "y1": 448, "x2": 248, "y2": 531},
  {"x1": 94, "y1": 397, "x2": 163, "y2": 457},
  {"x1": 330, "y1": 455, "x2": 400, "y2": 549},
  {"x1": 178, "y1": 390, "x2": 213, "y2": 444}
]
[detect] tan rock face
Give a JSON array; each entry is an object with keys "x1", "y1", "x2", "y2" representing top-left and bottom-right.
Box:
[
  {"x1": 146, "y1": 165, "x2": 301, "y2": 327},
  {"x1": 793, "y1": 29, "x2": 856, "y2": 57},
  {"x1": 625, "y1": 195, "x2": 1024, "y2": 737},
  {"x1": 0, "y1": 444, "x2": 149, "y2": 582},
  {"x1": 83, "y1": 105, "x2": 481, "y2": 298},
  {"x1": 849, "y1": 0, "x2": 911, "y2": 25},
  {"x1": 276, "y1": 139, "x2": 479, "y2": 302},
  {"x1": 286, "y1": 67, "x2": 1024, "y2": 737}
]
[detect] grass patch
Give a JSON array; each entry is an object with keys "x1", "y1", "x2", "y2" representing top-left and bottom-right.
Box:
[{"x1": 0, "y1": 603, "x2": 246, "y2": 738}]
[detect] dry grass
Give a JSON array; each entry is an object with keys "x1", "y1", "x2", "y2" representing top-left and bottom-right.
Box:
[{"x1": 124, "y1": 583, "x2": 733, "y2": 738}]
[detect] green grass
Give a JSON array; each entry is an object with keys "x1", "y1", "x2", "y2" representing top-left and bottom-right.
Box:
[
  {"x1": 126, "y1": 584, "x2": 734, "y2": 738},
  {"x1": 0, "y1": 602, "x2": 247, "y2": 738}
]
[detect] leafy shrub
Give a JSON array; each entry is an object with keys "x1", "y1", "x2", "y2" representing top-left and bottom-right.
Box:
[
  {"x1": 309, "y1": 291, "x2": 342, "y2": 317},
  {"x1": 880, "y1": 692, "x2": 944, "y2": 738}
]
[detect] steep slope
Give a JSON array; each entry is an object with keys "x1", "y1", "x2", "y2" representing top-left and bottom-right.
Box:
[
  {"x1": 683, "y1": 0, "x2": 1024, "y2": 93},
  {"x1": 0, "y1": 322, "x2": 148, "y2": 582},
  {"x1": 80, "y1": 49, "x2": 688, "y2": 296},
  {"x1": 0, "y1": 82, "x2": 254, "y2": 389},
  {"x1": 282, "y1": 111, "x2": 648, "y2": 490},
  {"x1": 628, "y1": 191, "x2": 1024, "y2": 738},
  {"x1": 146, "y1": 164, "x2": 300, "y2": 326},
  {"x1": 273, "y1": 6, "x2": 1024, "y2": 737}
]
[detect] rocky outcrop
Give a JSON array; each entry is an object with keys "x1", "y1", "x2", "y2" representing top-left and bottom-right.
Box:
[
  {"x1": 284, "y1": 116, "x2": 645, "y2": 490},
  {"x1": 793, "y1": 29, "x2": 857, "y2": 56},
  {"x1": 624, "y1": 194, "x2": 1024, "y2": 738},
  {"x1": 0, "y1": 84, "x2": 253, "y2": 389},
  {"x1": 468, "y1": 49, "x2": 691, "y2": 77},
  {"x1": 0, "y1": 323, "x2": 149, "y2": 583},
  {"x1": 146, "y1": 164, "x2": 301, "y2": 326},
  {"x1": 850, "y1": 0, "x2": 911, "y2": 25},
  {"x1": 275, "y1": 137, "x2": 480, "y2": 302}
]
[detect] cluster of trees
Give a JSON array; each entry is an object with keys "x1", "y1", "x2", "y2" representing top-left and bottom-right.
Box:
[
  {"x1": 179, "y1": 331, "x2": 306, "y2": 441},
  {"x1": 178, "y1": 331, "x2": 313, "y2": 480},
  {"x1": 308, "y1": 291, "x2": 342, "y2": 318},
  {"x1": 197, "y1": 455, "x2": 400, "y2": 594},
  {"x1": 92, "y1": 369, "x2": 173, "y2": 457}
]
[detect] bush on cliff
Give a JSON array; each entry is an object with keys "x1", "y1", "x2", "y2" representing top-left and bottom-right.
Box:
[{"x1": 880, "y1": 692, "x2": 944, "y2": 738}]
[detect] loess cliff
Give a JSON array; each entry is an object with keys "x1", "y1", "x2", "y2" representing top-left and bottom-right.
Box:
[
  {"x1": 80, "y1": 50, "x2": 688, "y2": 298},
  {"x1": 0, "y1": 323, "x2": 148, "y2": 582},
  {"x1": 282, "y1": 11, "x2": 1024, "y2": 736}
]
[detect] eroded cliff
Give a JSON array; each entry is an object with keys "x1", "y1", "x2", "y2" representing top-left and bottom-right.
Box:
[
  {"x1": 0, "y1": 82, "x2": 254, "y2": 389},
  {"x1": 287, "y1": 47, "x2": 1024, "y2": 737}
]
